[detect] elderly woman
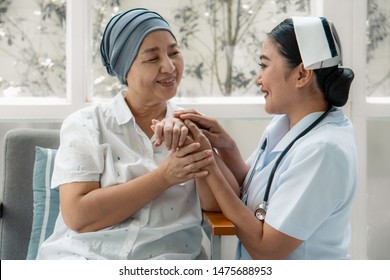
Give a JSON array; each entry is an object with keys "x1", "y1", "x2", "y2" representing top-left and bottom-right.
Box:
[{"x1": 37, "y1": 8, "x2": 237, "y2": 260}]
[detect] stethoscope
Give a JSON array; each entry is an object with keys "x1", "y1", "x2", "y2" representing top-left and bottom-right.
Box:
[{"x1": 241, "y1": 106, "x2": 332, "y2": 222}]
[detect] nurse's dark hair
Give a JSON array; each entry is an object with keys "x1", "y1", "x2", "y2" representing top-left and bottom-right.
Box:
[{"x1": 267, "y1": 18, "x2": 354, "y2": 107}]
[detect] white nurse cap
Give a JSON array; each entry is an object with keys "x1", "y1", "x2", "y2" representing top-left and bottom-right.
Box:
[{"x1": 292, "y1": 17, "x2": 342, "y2": 70}]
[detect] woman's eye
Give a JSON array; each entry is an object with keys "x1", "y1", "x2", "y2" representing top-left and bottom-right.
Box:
[
  {"x1": 147, "y1": 57, "x2": 158, "y2": 62},
  {"x1": 258, "y1": 63, "x2": 267, "y2": 69},
  {"x1": 169, "y1": 51, "x2": 179, "y2": 57}
]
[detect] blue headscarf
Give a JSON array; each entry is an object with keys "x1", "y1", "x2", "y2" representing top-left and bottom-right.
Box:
[{"x1": 100, "y1": 8, "x2": 175, "y2": 85}]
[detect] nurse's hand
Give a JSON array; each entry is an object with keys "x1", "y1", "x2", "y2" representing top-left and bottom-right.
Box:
[
  {"x1": 184, "y1": 119, "x2": 213, "y2": 152},
  {"x1": 174, "y1": 109, "x2": 235, "y2": 151},
  {"x1": 151, "y1": 117, "x2": 188, "y2": 152}
]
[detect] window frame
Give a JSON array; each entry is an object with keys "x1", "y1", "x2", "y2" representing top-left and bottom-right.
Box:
[
  {"x1": 0, "y1": 0, "x2": 269, "y2": 121},
  {"x1": 0, "y1": 0, "x2": 87, "y2": 121},
  {"x1": 2, "y1": 1, "x2": 388, "y2": 120},
  {"x1": 1, "y1": 0, "x2": 390, "y2": 260},
  {"x1": 328, "y1": 0, "x2": 390, "y2": 259}
]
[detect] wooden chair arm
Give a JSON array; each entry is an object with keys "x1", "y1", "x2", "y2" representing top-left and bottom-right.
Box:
[
  {"x1": 202, "y1": 211, "x2": 235, "y2": 236},
  {"x1": 202, "y1": 211, "x2": 236, "y2": 259}
]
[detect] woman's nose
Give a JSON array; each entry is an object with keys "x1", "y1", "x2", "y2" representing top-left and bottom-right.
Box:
[{"x1": 160, "y1": 56, "x2": 175, "y2": 73}]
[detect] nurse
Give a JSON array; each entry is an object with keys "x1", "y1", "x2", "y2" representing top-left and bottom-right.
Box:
[{"x1": 159, "y1": 16, "x2": 358, "y2": 259}]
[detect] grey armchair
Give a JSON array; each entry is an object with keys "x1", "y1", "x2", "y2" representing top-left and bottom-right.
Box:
[
  {"x1": 0, "y1": 128, "x2": 234, "y2": 260},
  {"x1": 0, "y1": 128, "x2": 60, "y2": 260}
]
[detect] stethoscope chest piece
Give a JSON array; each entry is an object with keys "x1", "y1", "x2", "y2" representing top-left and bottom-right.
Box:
[
  {"x1": 245, "y1": 107, "x2": 332, "y2": 223},
  {"x1": 254, "y1": 203, "x2": 267, "y2": 222}
]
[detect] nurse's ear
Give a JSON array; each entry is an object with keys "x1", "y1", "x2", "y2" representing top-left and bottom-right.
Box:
[{"x1": 295, "y1": 63, "x2": 314, "y2": 89}]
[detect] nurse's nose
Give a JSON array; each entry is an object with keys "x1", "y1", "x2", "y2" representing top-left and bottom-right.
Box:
[{"x1": 255, "y1": 71, "x2": 262, "y2": 87}]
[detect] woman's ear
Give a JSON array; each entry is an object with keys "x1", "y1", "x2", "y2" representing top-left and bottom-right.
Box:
[{"x1": 296, "y1": 63, "x2": 314, "y2": 88}]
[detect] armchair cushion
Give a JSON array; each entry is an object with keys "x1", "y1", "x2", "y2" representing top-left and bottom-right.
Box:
[{"x1": 26, "y1": 147, "x2": 59, "y2": 260}]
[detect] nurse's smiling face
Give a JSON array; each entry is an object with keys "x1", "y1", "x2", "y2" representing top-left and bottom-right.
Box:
[{"x1": 255, "y1": 38, "x2": 300, "y2": 115}]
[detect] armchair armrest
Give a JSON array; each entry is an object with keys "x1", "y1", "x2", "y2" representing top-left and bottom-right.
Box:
[
  {"x1": 202, "y1": 211, "x2": 235, "y2": 236},
  {"x1": 202, "y1": 211, "x2": 235, "y2": 259}
]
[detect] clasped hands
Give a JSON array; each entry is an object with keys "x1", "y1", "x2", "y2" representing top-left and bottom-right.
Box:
[{"x1": 151, "y1": 110, "x2": 216, "y2": 184}]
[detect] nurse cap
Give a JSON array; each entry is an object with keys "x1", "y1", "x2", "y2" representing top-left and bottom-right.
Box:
[
  {"x1": 292, "y1": 17, "x2": 342, "y2": 70},
  {"x1": 100, "y1": 8, "x2": 175, "y2": 85}
]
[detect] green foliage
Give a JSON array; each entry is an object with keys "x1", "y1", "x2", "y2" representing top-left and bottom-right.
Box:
[
  {"x1": 367, "y1": 0, "x2": 390, "y2": 62},
  {"x1": 173, "y1": 0, "x2": 309, "y2": 96},
  {"x1": 0, "y1": 0, "x2": 66, "y2": 97},
  {"x1": 0, "y1": 0, "x2": 125, "y2": 98},
  {"x1": 0, "y1": 0, "x2": 11, "y2": 23},
  {"x1": 274, "y1": 0, "x2": 309, "y2": 13},
  {"x1": 366, "y1": 0, "x2": 390, "y2": 97}
]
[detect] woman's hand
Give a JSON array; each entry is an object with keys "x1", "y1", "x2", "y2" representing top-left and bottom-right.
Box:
[
  {"x1": 151, "y1": 117, "x2": 188, "y2": 152},
  {"x1": 159, "y1": 141, "x2": 213, "y2": 186}
]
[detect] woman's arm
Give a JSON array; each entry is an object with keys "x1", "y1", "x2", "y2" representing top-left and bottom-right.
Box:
[
  {"x1": 60, "y1": 142, "x2": 213, "y2": 233},
  {"x1": 186, "y1": 120, "x2": 303, "y2": 259}
]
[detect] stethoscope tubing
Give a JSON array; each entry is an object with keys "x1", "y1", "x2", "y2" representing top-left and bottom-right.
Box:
[{"x1": 241, "y1": 106, "x2": 332, "y2": 218}]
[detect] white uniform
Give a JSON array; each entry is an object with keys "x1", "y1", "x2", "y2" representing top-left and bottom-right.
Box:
[
  {"x1": 37, "y1": 91, "x2": 203, "y2": 260},
  {"x1": 237, "y1": 107, "x2": 358, "y2": 259}
]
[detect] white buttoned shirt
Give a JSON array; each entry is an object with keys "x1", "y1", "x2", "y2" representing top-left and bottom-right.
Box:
[
  {"x1": 37, "y1": 91, "x2": 203, "y2": 260},
  {"x1": 237, "y1": 107, "x2": 358, "y2": 260}
]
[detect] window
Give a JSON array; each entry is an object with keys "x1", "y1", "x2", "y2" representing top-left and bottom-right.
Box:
[
  {"x1": 366, "y1": 0, "x2": 390, "y2": 101},
  {"x1": 365, "y1": 0, "x2": 390, "y2": 259},
  {"x1": 0, "y1": 0, "x2": 66, "y2": 99},
  {"x1": 0, "y1": 0, "x2": 311, "y2": 119},
  {"x1": 0, "y1": 0, "x2": 389, "y2": 260},
  {"x1": 0, "y1": 0, "x2": 69, "y2": 120},
  {"x1": 341, "y1": 0, "x2": 390, "y2": 260},
  {"x1": 90, "y1": 0, "x2": 311, "y2": 99}
]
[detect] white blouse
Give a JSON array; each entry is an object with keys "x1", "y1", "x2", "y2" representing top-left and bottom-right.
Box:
[{"x1": 37, "y1": 91, "x2": 203, "y2": 260}]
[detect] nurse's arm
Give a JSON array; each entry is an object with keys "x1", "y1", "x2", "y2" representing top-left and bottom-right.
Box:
[
  {"x1": 186, "y1": 120, "x2": 303, "y2": 259},
  {"x1": 195, "y1": 150, "x2": 240, "y2": 211},
  {"x1": 176, "y1": 121, "x2": 240, "y2": 211},
  {"x1": 204, "y1": 162, "x2": 303, "y2": 259}
]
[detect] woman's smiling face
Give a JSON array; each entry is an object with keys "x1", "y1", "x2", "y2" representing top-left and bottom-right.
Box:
[
  {"x1": 126, "y1": 30, "x2": 184, "y2": 103},
  {"x1": 256, "y1": 38, "x2": 300, "y2": 115}
]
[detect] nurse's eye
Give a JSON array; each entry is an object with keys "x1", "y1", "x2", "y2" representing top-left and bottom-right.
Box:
[{"x1": 258, "y1": 63, "x2": 267, "y2": 69}]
